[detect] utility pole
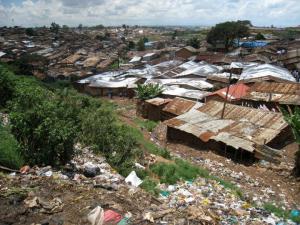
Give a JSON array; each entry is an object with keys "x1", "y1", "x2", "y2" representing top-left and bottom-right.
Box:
[{"x1": 221, "y1": 69, "x2": 232, "y2": 119}]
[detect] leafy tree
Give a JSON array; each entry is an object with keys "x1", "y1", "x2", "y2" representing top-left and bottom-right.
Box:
[
  {"x1": 0, "y1": 65, "x2": 16, "y2": 108},
  {"x1": 95, "y1": 24, "x2": 105, "y2": 29},
  {"x1": 237, "y1": 20, "x2": 252, "y2": 27},
  {"x1": 128, "y1": 41, "x2": 135, "y2": 50},
  {"x1": 283, "y1": 108, "x2": 300, "y2": 176},
  {"x1": 62, "y1": 25, "x2": 69, "y2": 31},
  {"x1": 50, "y1": 22, "x2": 60, "y2": 34},
  {"x1": 187, "y1": 37, "x2": 200, "y2": 49},
  {"x1": 172, "y1": 30, "x2": 178, "y2": 40},
  {"x1": 136, "y1": 83, "x2": 163, "y2": 100},
  {"x1": 137, "y1": 38, "x2": 145, "y2": 51},
  {"x1": 25, "y1": 28, "x2": 36, "y2": 36},
  {"x1": 12, "y1": 53, "x2": 48, "y2": 75},
  {"x1": 143, "y1": 37, "x2": 149, "y2": 43},
  {"x1": 207, "y1": 21, "x2": 250, "y2": 51},
  {"x1": 255, "y1": 32, "x2": 266, "y2": 40}
]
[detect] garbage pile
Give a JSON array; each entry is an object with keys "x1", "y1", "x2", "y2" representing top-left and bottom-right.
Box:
[
  {"x1": 6, "y1": 145, "x2": 299, "y2": 225},
  {"x1": 155, "y1": 178, "x2": 296, "y2": 225}
]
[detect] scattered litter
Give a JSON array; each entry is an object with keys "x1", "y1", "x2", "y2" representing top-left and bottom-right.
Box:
[
  {"x1": 125, "y1": 171, "x2": 143, "y2": 187},
  {"x1": 88, "y1": 206, "x2": 104, "y2": 225},
  {"x1": 104, "y1": 210, "x2": 122, "y2": 223}
]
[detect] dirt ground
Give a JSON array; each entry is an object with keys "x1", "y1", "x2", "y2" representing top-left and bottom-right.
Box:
[{"x1": 0, "y1": 174, "x2": 164, "y2": 225}]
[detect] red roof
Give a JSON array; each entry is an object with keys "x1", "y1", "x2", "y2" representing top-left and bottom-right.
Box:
[{"x1": 208, "y1": 83, "x2": 249, "y2": 101}]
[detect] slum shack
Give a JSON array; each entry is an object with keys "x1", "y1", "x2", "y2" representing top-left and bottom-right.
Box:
[
  {"x1": 240, "y1": 82, "x2": 300, "y2": 112},
  {"x1": 85, "y1": 77, "x2": 140, "y2": 97},
  {"x1": 161, "y1": 97, "x2": 203, "y2": 121},
  {"x1": 165, "y1": 100, "x2": 293, "y2": 163},
  {"x1": 175, "y1": 46, "x2": 198, "y2": 60},
  {"x1": 138, "y1": 97, "x2": 172, "y2": 121}
]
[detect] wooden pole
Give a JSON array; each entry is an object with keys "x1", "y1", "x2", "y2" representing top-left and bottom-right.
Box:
[{"x1": 221, "y1": 69, "x2": 232, "y2": 119}]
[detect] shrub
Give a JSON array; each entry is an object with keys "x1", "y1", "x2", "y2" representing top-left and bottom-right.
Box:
[
  {"x1": 134, "y1": 118, "x2": 158, "y2": 132},
  {"x1": 9, "y1": 80, "x2": 78, "y2": 166},
  {"x1": 0, "y1": 124, "x2": 24, "y2": 169},
  {"x1": 80, "y1": 108, "x2": 141, "y2": 173},
  {"x1": 0, "y1": 65, "x2": 16, "y2": 108},
  {"x1": 283, "y1": 107, "x2": 300, "y2": 176},
  {"x1": 136, "y1": 83, "x2": 163, "y2": 100}
]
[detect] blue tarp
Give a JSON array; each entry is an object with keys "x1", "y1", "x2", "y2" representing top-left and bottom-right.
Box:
[{"x1": 239, "y1": 41, "x2": 268, "y2": 48}]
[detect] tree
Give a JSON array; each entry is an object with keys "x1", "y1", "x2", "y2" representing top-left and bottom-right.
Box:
[
  {"x1": 143, "y1": 36, "x2": 149, "y2": 43},
  {"x1": 62, "y1": 25, "x2": 69, "y2": 31},
  {"x1": 283, "y1": 108, "x2": 300, "y2": 176},
  {"x1": 128, "y1": 41, "x2": 135, "y2": 50},
  {"x1": 95, "y1": 24, "x2": 105, "y2": 29},
  {"x1": 207, "y1": 21, "x2": 250, "y2": 51},
  {"x1": 255, "y1": 32, "x2": 266, "y2": 40},
  {"x1": 187, "y1": 37, "x2": 200, "y2": 49},
  {"x1": 50, "y1": 22, "x2": 60, "y2": 34},
  {"x1": 25, "y1": 28, "x2": 36, "y2": 36},
  {"x1": 137, "y1": 38, "x2": 145, "y2": 51},
  {"x1": 172, "y1": 30, "x2": 178, "y2": 40},
  {"x1": 0, "y1": 65, "x2": 16, "y2": 108}
]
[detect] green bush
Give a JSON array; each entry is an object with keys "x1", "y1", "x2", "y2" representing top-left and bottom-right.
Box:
[
  {"x1": 80, "y1": 108, "x2": 141, "y2": 173},
  {"x1": 9, "y1": 80, "x2": 79, "y2": 166},
  {"x1": 283, "y1": 107, "x2": 300, "y2": 176},
  {"x1": 0, "y1": 65, "x2": 16, "y2": 108},
  {"x1": 0, "y1": 124, "x2": 24, "y2": 169},
  {"x1": 136, "y1": 83, "x2": 163, "y2": 100}
]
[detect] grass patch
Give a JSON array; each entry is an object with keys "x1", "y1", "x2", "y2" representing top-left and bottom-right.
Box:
[
  {"x1": 0, "y1": 186, "x2": 33, "y2": 198},
  {"x1": 150, "y1": 158, "x2": 243, "y2": 198},
  {"x1": 140, "y1": 177, "x2": 160, "y2": 196},
  {"x1": 150, "y1": 159, "x2": 201, "y2": 184},
  {"x1": 263, "y1": 203, "x2": 300, "y2": 223},
  {"x1": 0, "y1": 124, "x2": 24, "y2": 169},
  {"x1": 128, "y1": 126, "x2": 171, "y2": 159},
  {"x1": 134, "y1": 118, "x2": 158, "y2": 132}
]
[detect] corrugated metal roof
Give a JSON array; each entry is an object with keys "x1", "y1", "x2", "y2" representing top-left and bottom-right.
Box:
[
  {"x1": 246, "y1": 82, "x2": 300, "y2": 94},
  {"x1": 239, "y1": 64, "x2": 296, "y2": 82},
  {"x1": 145, "y1": 97, "x2": 172, "y2": 106},
  {"x1": 165, "y1": 101, "x2": 289, "y2": 153},
  {"x1": 162, "y1": 97, "x2": 203, "y2": 116},
  {"x1": 242, "y1": 82, "x2": 300, "y2": 105},
  {"x1": 207, "y1": 83, "x2": 250, "y2": 101}
]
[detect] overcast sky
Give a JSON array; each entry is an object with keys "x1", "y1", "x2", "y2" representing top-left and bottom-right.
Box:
[{"x1": 0, "y1": 0, "x2": 299, "y2": 27}]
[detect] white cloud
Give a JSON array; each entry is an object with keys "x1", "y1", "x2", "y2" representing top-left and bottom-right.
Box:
[{"x1": 0, "y1": 0, "x2": 299, "y2": 27}]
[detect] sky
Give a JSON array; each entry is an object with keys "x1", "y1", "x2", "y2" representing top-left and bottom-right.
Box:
[{"x1": 0, "y1": 0, "x2": 299, "y2": 27}]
